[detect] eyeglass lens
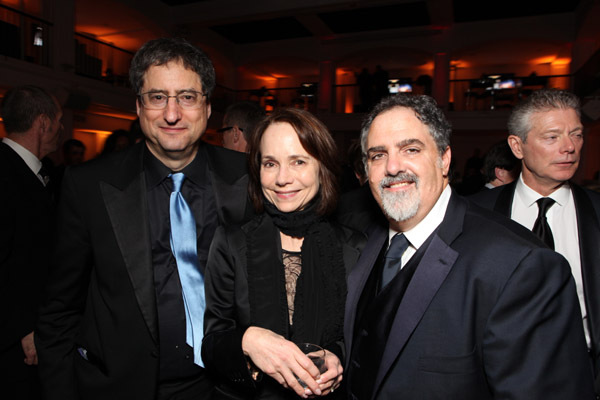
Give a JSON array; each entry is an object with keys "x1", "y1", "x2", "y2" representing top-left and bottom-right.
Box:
[{"x1": 141, "y1": 91, "x2": 204, "y2": 109}]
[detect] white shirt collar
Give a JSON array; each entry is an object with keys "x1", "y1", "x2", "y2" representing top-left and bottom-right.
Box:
[
  {"x1": 2, "y1": 137, "x2": 42, "y2": 176},
  {"x1": 389, "y1": 184, "x2": 452, "y2": 250},
  {"x1": 515, "y1": 174, "x2": 571, "y2": 207}
]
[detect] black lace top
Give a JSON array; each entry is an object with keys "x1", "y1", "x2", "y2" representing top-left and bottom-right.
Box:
[{"x1": 282, "y1": 250, "x2": 301, "y2": 325}]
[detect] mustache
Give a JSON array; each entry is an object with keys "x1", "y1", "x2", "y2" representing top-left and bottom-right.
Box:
[{"x1": 379, "y1": 173, "x2": 419, "y2": 189}]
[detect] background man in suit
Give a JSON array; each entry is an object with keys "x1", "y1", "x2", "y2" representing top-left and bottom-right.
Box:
[
  {"x1": 36, "y1": 38, "x2": 251, "y2": 400},
  {"x1": 471, "y1": 89, "x2": 600, "y2": 394},
  {"x1": 481, "y1": 140, "x2": 519, "y2": 189},
  {"x1": 218, "y1": 100, "x2": 264, "y2": 153},
  {"x1": 344, "y1": 94, "x2": 594, "y2": 399},
  {"x1": 0, "y1": 85, "x2": 62, "y2": 399}
]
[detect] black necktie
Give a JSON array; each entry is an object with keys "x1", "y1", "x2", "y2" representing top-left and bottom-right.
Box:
[
  {"x1": 381, "y1": 233, "x2": 410, "y2": 288},
  {"x1": 532, "y1": 197, "x2": 555, "y2": 250},
  {"x1": 38, "y1": 165, "x2": 50, "y2": 186}
]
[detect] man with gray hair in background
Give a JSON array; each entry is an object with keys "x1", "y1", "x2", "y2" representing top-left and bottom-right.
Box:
[
  {"x1": 344, "y1": 93, "x2": 594, "y2": 399},
  {"x1": 0, "y1": 85, "x2": 62, "y2": 400},
  {"x1": 472, "y1": 88, "x2": 600, "y2": 395},
  {"x1": 218, "y1": 100, "x2": 264, "y2": 153}
]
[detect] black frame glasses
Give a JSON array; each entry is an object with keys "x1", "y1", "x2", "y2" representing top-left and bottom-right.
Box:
[
  {"x1": 138, "y1": 91, "x2": 207, "y2": 110},
  {"x1": 217, "y1": 126, "x2": 244, "y2": 133}
]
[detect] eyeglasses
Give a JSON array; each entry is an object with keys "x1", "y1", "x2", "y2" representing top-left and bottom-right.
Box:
[
  {"x1": 138, "y1": 91, "x2": 207, "y2": 110},
  {"x1": 217, "y1": 126, "x2": 244, "y2": 133}
]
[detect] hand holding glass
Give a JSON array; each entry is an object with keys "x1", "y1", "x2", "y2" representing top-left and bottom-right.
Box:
[{"x1": 296, "y1": 343, "x2": 327, "y2": 388}]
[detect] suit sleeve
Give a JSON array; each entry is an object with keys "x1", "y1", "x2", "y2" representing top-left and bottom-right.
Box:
[
  {"x1": 0, "y1": 174, "x2": 52, "y2": 350},
  {"x1": 202, "y1": 226, "x2": 258, "y2": 391},
  {"x1": 35, "y1": 168, "x2": 93, "y2": 400},
  {"x1": 483, "y1": 247, "x2": 595, "y2": 399},
  {"x1": 0, "y1": 177, "x2": 28, "y2": 348}
]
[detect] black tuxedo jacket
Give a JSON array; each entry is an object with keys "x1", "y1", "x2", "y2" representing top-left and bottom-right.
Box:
[
  {"x1": 345, "y1": 191, "x2": 595, "y2": 399},
  {"x1": 471, "y1": 180, "x2": 600, "y2": 391},
  {"x1": 35, "y1": 142, "x2": 251, "y2": 400},
  {"x1": 0, "y1": 142, "x2": 53, "y2": 367}
]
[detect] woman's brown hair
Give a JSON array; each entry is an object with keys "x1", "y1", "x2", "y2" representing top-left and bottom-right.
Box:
[{"x1": 248, "y1": 107, "x2": 340, "y2": 216}]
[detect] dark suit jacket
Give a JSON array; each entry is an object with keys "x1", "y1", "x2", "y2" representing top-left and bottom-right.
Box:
[
  {"x1": 345, "y1": 191, "x2": 595, "y2": 400},
  {"x1": 0, "y1": 142, "x2": 53, "y2": 370},
  {"x1": 471, "y1": 180, "x2": 600, "y2": 392},
  {"x1": 334, "y1": 184, "x2": 386, "y2": 236},
  {"x1": 202, "y1": 214, "x2": 365, "y2": 400},
  {"x1": 35, "y1": 142, "x2": 251, "y2": 400}
]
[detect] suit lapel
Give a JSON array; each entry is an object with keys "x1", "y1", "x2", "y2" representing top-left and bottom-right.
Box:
[
  {"x1": 342, "y1": 241, "x2": 362, "y2": 278},
  {"x1": 210, "y1": 172, "x2": 249, "y2": 225},
  {"x1": 372, "y1": 193, "x2": 464, "y2": 397},
  {"x1": 493, "y1": 180, "x2": 516, "y2": 217},
  {"x1": 572, "y1": 185, "x2": 600, "y2": 366},
  {"x1": 374, "y1": 236, "x2": 458, "y2": 394},
  {"x1": 204, "y1": 145, "x2": 249, "y2": 225},
  {"x1": 1, "y1": 142, "x2": 47, "y2": 190},
  {"x1": 100, "y1": 145, "x2": 158, "y2": 344},
  {"x1": 344, "y1": 224, "x2": 388, "y2": 363}
]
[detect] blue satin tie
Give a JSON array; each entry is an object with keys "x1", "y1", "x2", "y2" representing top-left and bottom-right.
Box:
[
  {"x1": 169, "y1": 172, "x2": 205, "y2": 367},
  {"x1": 381, "y1": 233, "x2": 410, "y2": 288}
]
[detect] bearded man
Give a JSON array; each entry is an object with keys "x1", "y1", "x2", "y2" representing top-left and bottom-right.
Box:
[{"x1": 343, "y1": 94, "x2": 594, "y2": 400}]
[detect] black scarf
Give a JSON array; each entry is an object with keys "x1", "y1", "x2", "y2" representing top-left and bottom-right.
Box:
[
  {"x1": 262, "y1": 197, "x2": 322, "y2": 237},
  {"x1": 246, "y1": 209, "x2": 346, "y2": 349}
]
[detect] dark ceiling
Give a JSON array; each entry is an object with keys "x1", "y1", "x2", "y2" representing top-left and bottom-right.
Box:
[
  {"x1": 210, "y1": 17, "x2": 313, "y2": 45},
  {"x1": 318, "y1": 2, "x2": 431, "y2": 34},
  {"x1": 453, "y1": 0, "x2": 581, "y2": 23},
  {"x1": 160, "y1": 0, "x2": 210, "y2": 5},
  {"x1": 199, "y1": 0, "x2": 584, "y2": 45}
]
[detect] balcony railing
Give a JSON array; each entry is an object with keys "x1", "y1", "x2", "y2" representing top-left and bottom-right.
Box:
[
  {"x1": 449, "y1": 74, "x2": 571, "y2": 112},
  {"x1": 223, "y1": 74, "x2": 572, "y2": 114},
  {"x1": 0, "y1": 3, "x2": 51, "y2": 67},
  {"x1": 74, "y1": 33, "x2": 133, "y2": 86},
  {"x1": 0, "y1": 8, "x2": 574, "y2": 116}
]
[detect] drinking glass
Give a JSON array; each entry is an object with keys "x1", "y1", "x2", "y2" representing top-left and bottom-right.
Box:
[{"x1": 296, "y1": 343, "x2": 327, "y2": 388}]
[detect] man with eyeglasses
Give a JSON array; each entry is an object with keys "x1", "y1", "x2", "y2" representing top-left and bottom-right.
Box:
[
  {"x1": 36, "y1": 38, "x2": 252, "y2": 400},
  {"x1": 218, "y1": 101, "x2": 265, "y2": 153}
]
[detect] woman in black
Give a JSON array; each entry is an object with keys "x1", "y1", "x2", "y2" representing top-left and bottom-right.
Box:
[{"x1": 202, "y1": 108, "x2": 364, "y2": 399}]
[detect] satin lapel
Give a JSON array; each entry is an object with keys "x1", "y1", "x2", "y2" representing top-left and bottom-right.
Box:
[
  {"x1": 100, "y1": 172, "x2": 158, "y2": 344},
  {"x1": 493, "y1": 180, "x2": 516, "y2": 217},
  {"x1": 204, "y1": 144, "x2": 250, "y2": 225},
  {"x1": 342, "y1": 242, "x2": 361, "y2": 278},
  {"x1": 344, "y1": 224, "x2": 387, "y2": 364},
  {"x1": 373, "y1": 235, "x2": 458, "y2": 394},
  {"x1": 572, "y1": 185, "x2": 600, "y2": 365},
  {"x1": 210, "y1": 172, "x2": 249, "y2": 225},
  {"x1": 372, "y1": 192, "x2": 464, "y2": 397}
]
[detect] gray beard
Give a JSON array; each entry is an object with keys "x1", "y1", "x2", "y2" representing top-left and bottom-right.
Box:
[{"x1": 379, "y1": 173, "x2": 420, "y2": 222}]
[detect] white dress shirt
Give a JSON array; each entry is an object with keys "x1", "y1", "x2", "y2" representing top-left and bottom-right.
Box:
[
  {"x1": 2, "y1": 137, "x2": 46, "y2": 185},
  {"x1": 511, "y1": 174, "x2": 588, "y2": 345},
  {"x1": 388, "y1": 184, "x2": 452, "y2": 269}
]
